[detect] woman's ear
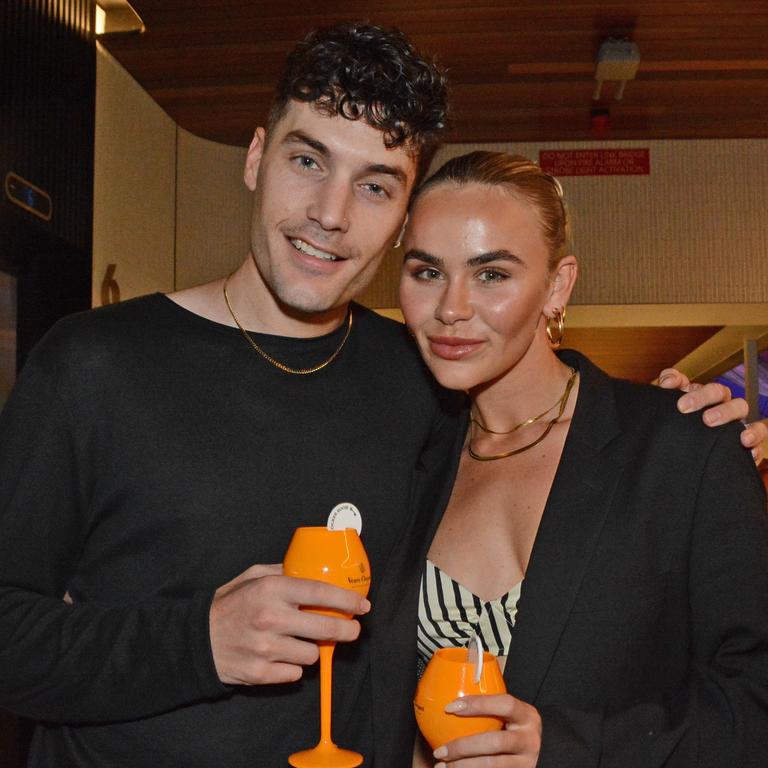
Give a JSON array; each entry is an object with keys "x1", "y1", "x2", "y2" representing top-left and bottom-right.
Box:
[
  {"x1": 243, "y1": 127, "x2": 267, "y2": 191},
  {"x1": 545, "y1": 255, "x2": 578, "y2": 316}
]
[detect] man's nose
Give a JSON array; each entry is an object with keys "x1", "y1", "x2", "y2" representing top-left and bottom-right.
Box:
[{"x1": 307, "y1": 176, "x2": 351, "y2": 233}]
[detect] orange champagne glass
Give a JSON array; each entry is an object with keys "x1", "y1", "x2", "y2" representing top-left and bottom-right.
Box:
[
  {"x1": 413, "y1": 644, "x2": 507, "y2": 750},
  {"x1": 283, "y1": 526, "x2": 371, "y2": 768}
]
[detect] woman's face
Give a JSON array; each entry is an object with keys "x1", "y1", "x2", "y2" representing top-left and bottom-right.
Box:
[{"x1": 399, "y1": 182, "x2": 569, "y2": 392}]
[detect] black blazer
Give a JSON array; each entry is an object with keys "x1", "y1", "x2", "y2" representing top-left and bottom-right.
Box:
[
  {"x1": 369, "y1": 350, "x2": 768, "y2": 767},
  {"x1": 503, "y1": 350, "x2": 768, "y2": 767}
]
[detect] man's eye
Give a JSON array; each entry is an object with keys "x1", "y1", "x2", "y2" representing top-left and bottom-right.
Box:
[
  {"x1": 295, "y1": 155, "x2": 319, "y2": 170},
  {"x1": 363, "y1": 182, "x2": 388, "y2": 198}
]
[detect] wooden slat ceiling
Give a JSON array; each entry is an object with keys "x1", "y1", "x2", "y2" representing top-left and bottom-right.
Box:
[{"x1": 101, "y1": 0, "x2": 768, "y2": 147}]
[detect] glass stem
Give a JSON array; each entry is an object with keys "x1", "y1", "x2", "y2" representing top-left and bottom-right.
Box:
[{"x1": 318, "y1": 641, "x2": 336, "y2": 745}]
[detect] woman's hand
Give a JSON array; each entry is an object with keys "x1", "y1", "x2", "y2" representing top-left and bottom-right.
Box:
[
  {"x1": 658, "y1": 368, "x2": 767, "y2": 463},
  {"x1": 432, "y1": 694, "x2": 541, "y2": 767}
]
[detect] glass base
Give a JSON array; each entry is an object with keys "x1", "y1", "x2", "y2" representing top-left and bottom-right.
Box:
[{"x1": 288, "y1": 742, "x2": 363, "y2": 768}]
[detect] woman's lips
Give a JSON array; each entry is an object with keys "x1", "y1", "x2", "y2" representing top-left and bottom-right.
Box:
[{"x1": 427, "y1": 336, "x2": 484, "y2": 360}]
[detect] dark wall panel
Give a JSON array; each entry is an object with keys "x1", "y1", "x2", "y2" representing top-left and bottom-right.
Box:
[
  {"x1": 0, "y1": 0, "x2": 95, "y2": 370},
  {"x1": 0, "y1": 2, "x2": 96, "y2": 765},
  {"x1": 1, "y1": 0, "x2": 95, "y2": 252}
]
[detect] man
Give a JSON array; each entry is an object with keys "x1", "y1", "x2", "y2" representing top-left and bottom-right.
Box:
[{"x1": 0, "y1": 22, "x2": 762, "y2": 768}]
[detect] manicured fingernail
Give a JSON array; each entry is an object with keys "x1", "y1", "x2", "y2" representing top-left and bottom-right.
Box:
[
  {"x1": 678, "y1": 396, "x2": 693, "y2": 413},
  {"x1": 433, "y1": 746, "x2": 447, "y2": 759},
  {"x1": 445, "y1": 699, "x2": 466, "y2": 713},
  {"x1": 659, "y1": 373, "x2": 674, "y2": 386},
  {"x1": 703, "y1": 409, "x2": 719, "y2": 424}
]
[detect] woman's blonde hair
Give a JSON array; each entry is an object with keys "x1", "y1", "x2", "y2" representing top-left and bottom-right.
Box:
[{"x1": 413, "y1": 150, "x2": 571, "y2": 270}]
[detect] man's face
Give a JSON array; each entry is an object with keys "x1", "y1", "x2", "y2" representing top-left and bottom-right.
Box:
[{"x1": 244, "y1": 101, "x2": 418, "y2": 316}]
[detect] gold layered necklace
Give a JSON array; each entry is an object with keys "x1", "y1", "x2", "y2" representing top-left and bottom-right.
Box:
[
  {"x1": 468, "y1": 367, "x2": 578, "y2": 461},
  {"x1": 222, "y1": 274, "x2": 353, "y2": 375}
]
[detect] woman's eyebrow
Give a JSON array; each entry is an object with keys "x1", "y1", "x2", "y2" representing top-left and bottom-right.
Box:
[
  {"x1": 466, "y1": 250, "x2": 524, "y2": 267},
  {"x1": 403, "y1": 249, "x2": 442, "y2": 266}
]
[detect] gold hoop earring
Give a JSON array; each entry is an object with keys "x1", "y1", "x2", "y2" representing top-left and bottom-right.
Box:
[{"x1": 546, "y1": 307, "x2": 566, "y2": 348}]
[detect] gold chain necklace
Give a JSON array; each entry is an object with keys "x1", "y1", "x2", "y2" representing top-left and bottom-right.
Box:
[
  {"x1": 222, "y1": 274, "x2": 353, "y2": 375},
  {"x1": 471, "y1": 368, "x2": 576, "y2": 435},
  {"x1": 468, "y1": 367, "x2": 578, "y2": 461}
]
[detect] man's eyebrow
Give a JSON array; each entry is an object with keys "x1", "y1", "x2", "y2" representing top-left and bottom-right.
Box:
[
  {"x1": 282, "y1": 131, "x2": 408, "y2": 187},
  {"x1": 466, "y1": 250, "x2": 524, "y2": 268},
  {"x1": 365, "y1": 163, "x2": 408, "y2": 187},
  {"x1": 283, "y1": 130, "x2": 329, "y2": 156}
]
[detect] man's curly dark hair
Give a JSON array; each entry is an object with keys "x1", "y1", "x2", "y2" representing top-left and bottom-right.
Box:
[{"x1": 269, "y1": 22, "x2": 449, "y2": 182}]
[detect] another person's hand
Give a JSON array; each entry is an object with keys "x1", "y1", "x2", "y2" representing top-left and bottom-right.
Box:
[
  {"x1": 431, "y1": 694, "x2": 541, "y2": 767},
  {"x1": 658, "y1": 368, "x2": 767, "y2": 463},
  {"x1": 209, "y1": 563, "x2": 370, "y2": 686}
]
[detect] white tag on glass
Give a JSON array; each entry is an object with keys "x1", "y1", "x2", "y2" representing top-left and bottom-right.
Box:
[{"x1": 327, "y1": 502, "x2": 363, "y2": 534}]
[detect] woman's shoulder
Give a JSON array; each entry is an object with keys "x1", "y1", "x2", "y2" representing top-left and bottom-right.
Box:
[{"x1": 562, "y1": 347, "x2": 740, "y2": 446}]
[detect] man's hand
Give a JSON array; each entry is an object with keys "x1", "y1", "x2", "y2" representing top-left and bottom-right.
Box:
[
  {"x1": 209, "y1": 563, "x2": 370, "y2": 686},
  {"x1": 658, "y1": 368, "x2": 767, "y2": 463}
]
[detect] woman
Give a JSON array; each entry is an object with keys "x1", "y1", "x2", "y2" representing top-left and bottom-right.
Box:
[{"x1": 399, "y1": 151, "x2": 768, "y2": 767}]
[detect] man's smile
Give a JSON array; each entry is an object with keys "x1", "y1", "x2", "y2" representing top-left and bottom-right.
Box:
[{"x1": 289, "y1": 238, "x2": 344, "y2": 262}]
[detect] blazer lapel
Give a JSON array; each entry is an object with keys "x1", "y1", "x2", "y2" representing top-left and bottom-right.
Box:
[{"x1": 504, "y1": 351, "x2": 628, "y2": 703}]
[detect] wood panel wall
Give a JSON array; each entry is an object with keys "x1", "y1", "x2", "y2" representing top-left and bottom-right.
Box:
[{"x1": 93, "y1": 44, "x2": 176, "y2": 305}]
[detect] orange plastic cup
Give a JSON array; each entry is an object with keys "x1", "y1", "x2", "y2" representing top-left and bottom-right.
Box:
[
  {"x1": 414, "y1": 647, "x2": 507, "y2": 750},
  {"x1": 283, "y1": 526, "x2": 371, "y2": 615}
]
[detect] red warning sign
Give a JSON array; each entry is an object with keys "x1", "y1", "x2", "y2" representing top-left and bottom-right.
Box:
[{"x1": 539, "y1": 149, "x2": 650, "y2": 176}]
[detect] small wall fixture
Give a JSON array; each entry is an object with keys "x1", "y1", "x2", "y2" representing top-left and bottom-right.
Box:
[
  {"x1": 95, "y1": 1, "x2": 144, "y2": 36},
  {"x1": 593, "y1": 38, "x2": 640, "y2": 100}
]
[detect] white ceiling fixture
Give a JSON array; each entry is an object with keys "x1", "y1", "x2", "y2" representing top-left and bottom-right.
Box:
[{"x1": 593, "y1": 38, "x2": 640, "y2": 100}]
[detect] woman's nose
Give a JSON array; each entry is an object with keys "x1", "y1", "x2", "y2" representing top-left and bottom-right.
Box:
[{"x1": 434, "y1": 281, "x2": 473, "y2": 324}]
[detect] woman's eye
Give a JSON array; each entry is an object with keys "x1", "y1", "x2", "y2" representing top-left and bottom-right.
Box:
[
  {"x1": 478, "y1": 268, "x2": 508, "y2": 283},
  {"x1": 414, "y1": 266, "x2": 443, "y2": 281}
]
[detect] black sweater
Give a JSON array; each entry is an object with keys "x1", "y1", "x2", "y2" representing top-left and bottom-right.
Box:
[{"x1": 0, "y1": 295, "x2": 462, "y2": 766}]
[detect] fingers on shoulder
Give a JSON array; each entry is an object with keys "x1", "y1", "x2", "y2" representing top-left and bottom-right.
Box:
[{"x1": 658, "y1": 368, "x2": 688, "y2": 389}]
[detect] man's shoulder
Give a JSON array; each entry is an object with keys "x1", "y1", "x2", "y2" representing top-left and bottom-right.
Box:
[
  {"x1": 349, "y1": 304, "x2": 450, "y2": 404},
  {"x1": 45, "y1": 293, "x2": 167, "y2": 350},
  {"x1": 352, "y1": 304, "x2": 432, "y2": 370},
  {"x1": 351, "y1": 305, "x2": 418, "y2": 353},
  {"x1": 27, "y1": 293, "x2": 172, "y2": 379}
]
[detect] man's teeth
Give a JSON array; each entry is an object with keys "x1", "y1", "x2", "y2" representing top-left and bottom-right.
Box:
[{"x1": 291, "y1": 239, "x2": 339, "y2": 261}]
